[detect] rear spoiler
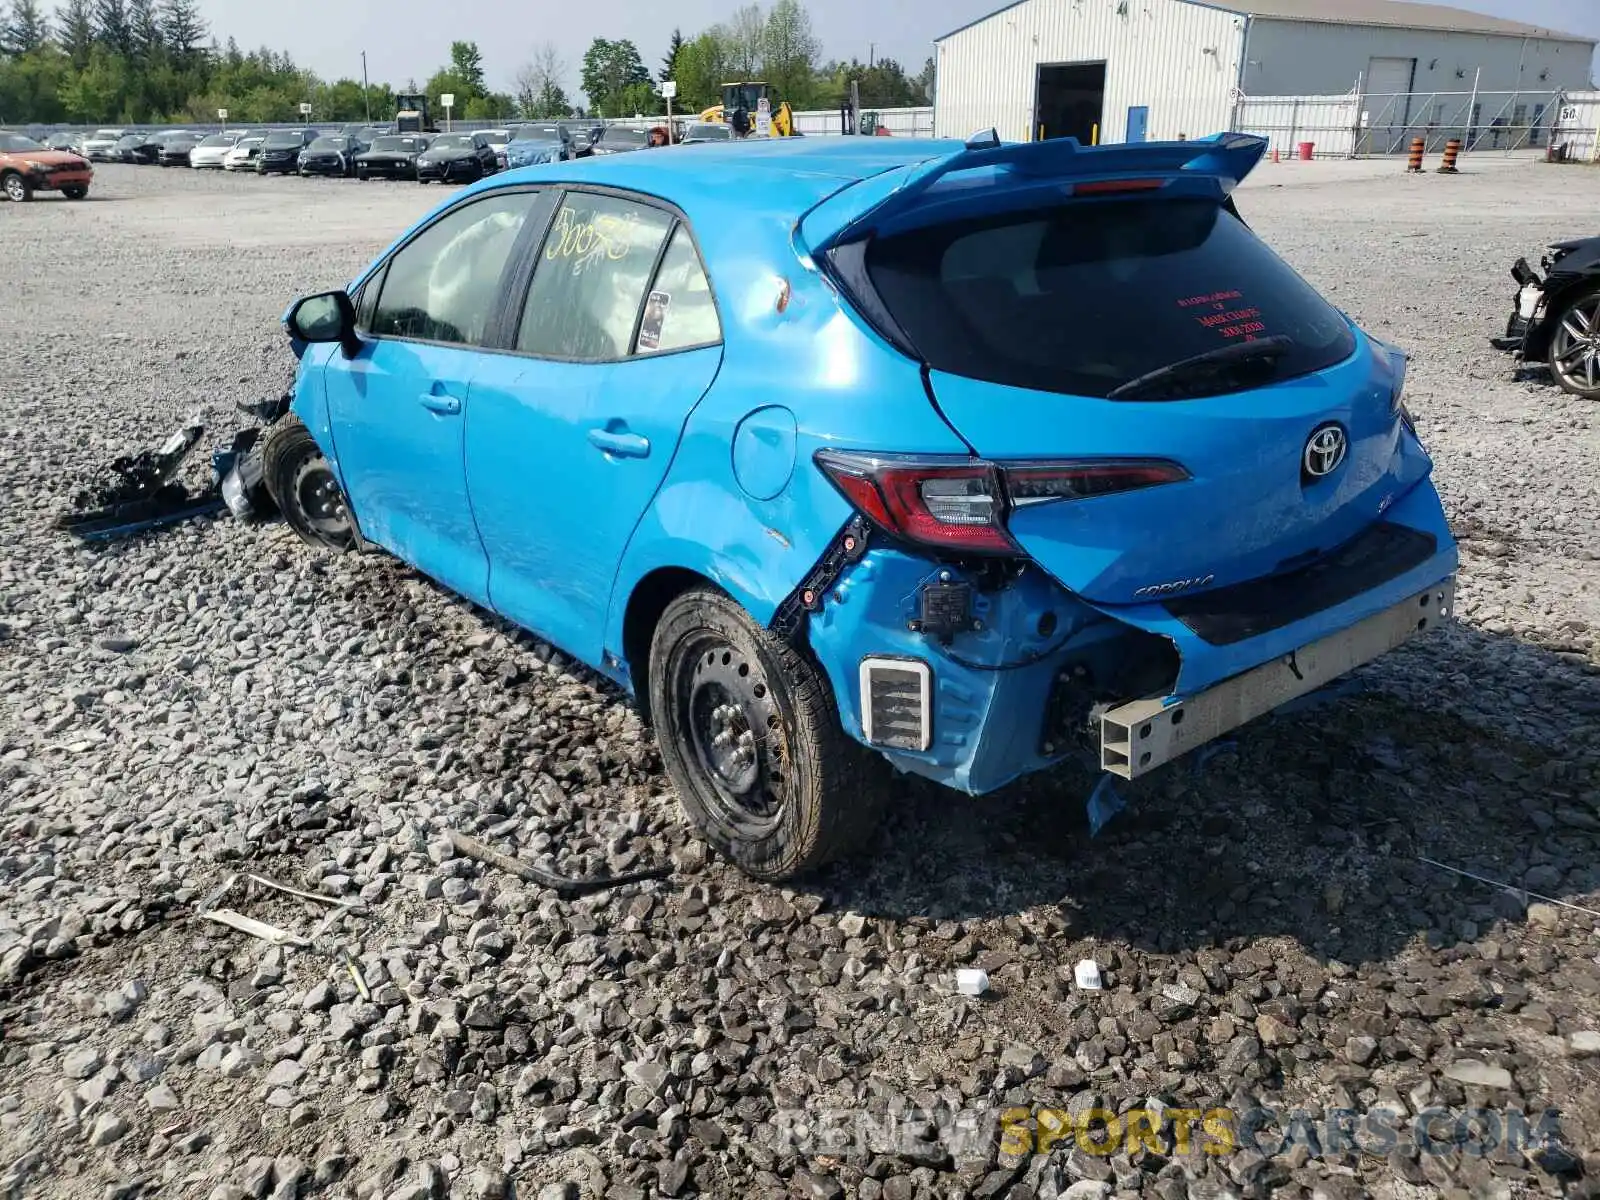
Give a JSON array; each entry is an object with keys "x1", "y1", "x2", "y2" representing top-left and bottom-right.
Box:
[{"x1": 799, "y1": 131, "x2": 1267, "y2": 255}]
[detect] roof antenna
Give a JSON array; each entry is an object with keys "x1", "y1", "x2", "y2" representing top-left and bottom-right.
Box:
[{"x1": 965, "y1": 128, "x2": 1001, "y2": 150}]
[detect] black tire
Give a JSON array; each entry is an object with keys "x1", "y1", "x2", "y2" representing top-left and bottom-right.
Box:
[
  {"x1": 1545, "y1": 289, "x2": 1600, "y2": 400},
  {"x1": 261, "y1": 418, "x2": 358, "y2": 552},
  {"x1": 648, "y1": 587, "x2": 883, "y2": 881},
  {"x1": 62, "y1": 185, "x2": 88, "y2": 200},
  {"x1": 2, "y1": 172, "x2": 31, "y2": 203}
]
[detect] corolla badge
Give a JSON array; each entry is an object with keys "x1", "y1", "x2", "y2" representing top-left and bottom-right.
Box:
[{"x1": 1133, "y1": 574, "x2": 1215, "y2": 599}]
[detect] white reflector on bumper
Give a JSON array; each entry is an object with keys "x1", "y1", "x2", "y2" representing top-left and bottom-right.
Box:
[{"x1": 860, "y1": 658, "x2": 933, "y2": 752}]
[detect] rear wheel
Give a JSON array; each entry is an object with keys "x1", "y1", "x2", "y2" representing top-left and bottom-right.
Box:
[
  {"x1": 261, "y1": 418, "x2": 358, "y2": 552},
  {"x1": 1547, "y1": 291, "x2": 1600, "y2": 400},
  {"x1": 62, "y1": 185, "x2": 88, "y2": 200},
  {"x1": 648, "y1": 587, "x2": 883, "y2": 881},
  {"x1": 3, "y1": 172, "x2": 31, "y2": 203}
]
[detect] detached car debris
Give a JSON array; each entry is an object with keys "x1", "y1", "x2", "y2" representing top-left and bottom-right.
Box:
[
  {"x1": 56, "y1": 396, "x2": 289, "y2": 540},
  {"x1": 1492, "y1": 236, "x2": 1600, "y2": 400}
]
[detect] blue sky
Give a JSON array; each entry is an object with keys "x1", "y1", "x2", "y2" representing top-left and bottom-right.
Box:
[{"x1": 191, "y1": 0, "x2": 1599, "y2": 97}]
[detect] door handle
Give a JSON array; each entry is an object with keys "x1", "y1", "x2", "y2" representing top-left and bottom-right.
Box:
[
  {"x1": 587, "y1": 428, "x2": 651, "y2": 458},
  {"x1": 419, "y1": 393, "x2": 462, "y2": 415}
]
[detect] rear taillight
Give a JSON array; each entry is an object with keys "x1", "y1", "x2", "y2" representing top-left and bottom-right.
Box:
[{"x1": 815, "y1": 451, "x2": 1188, "y2": 556}]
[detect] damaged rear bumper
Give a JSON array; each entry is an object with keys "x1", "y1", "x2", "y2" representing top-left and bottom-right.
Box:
[{"x1": 802, "y1": 479, "x2": 1458, "y2": 795}]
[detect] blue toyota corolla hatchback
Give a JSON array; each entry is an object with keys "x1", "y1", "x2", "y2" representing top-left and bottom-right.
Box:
[{"x1": 272, "y1": 132, "x2": 1457, "y2": 881}]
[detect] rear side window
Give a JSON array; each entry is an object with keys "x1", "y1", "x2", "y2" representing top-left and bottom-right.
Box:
[
  {"x1": 516, "y1": 193, "x2": 675, "y2": 360},
  {"x1": 636, "y1": 227, "x2": 720, "y2": 355},
  {"x1": 862, "y1": 198, "x2": 1355, "y2": 399}
]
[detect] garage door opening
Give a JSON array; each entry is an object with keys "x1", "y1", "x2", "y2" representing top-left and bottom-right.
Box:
[{"x1": 1035, "y1": 62, "x2": 1107, "y2": 144}]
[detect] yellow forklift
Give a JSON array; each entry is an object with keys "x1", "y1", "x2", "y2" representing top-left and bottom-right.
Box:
[{"x1": 698, "y1": 82, "x2": 796, "y2": 138}]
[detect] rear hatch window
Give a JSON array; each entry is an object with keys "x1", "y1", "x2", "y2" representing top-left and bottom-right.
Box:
[{"x1": 861, "y1": 198, "x2": 1355, "y2": 400}]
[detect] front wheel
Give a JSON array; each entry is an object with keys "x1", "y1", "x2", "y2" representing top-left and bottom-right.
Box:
[
  {"x1": 3, "y1": 173, "x2": 31, "y2": 203},
  {"x1": 61, "y1": 185, "x2": 88, "y2": 200},
  {"x1": 260, "y1": 418, "x2": 358, "y2": 552},
  {"x1": 1546, "y1": 291, "x2": 1600, "y2": 400},
  {"x1": 648, "y1": 587, "x2": 883, "y2": 881}
]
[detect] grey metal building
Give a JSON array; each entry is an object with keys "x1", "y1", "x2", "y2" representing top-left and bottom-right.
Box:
[{"x1": 933, "y1": 0, "x2": 1596, "y2": 146}]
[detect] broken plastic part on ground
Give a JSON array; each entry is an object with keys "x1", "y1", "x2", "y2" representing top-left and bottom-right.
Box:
[{"x1": 56, "y1": 395, "x2": 290, "y2": 541}]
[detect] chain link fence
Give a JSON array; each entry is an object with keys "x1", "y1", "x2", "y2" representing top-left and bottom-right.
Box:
[{"x1": 1232, "y1": 88, "x2": 1600, "y2": 161}]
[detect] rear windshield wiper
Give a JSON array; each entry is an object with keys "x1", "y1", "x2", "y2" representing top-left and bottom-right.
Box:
[{"x1": 1107, "y1": 335, "x2": 1295, "y2": 401}]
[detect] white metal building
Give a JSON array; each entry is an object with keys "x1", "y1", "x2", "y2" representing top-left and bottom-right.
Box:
[{"x1": 933, "y1": 0, "x2": 1596, "y2": 147}]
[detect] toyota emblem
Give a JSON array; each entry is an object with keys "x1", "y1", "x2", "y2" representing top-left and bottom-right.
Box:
[{"x1": 1303, "y1": 423, "x2": 1348, "y2": 480}]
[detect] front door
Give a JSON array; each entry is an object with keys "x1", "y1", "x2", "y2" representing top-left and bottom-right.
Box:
[
  {"x1": 322, "y1": 189, "x2": 543, "y2": 604},
  {"x1": 466, "y1": 191, "x2": 725, "y2": 663},
  {"x1": 1126, "y1": 105, "x2": 1149, "y2": 144}
]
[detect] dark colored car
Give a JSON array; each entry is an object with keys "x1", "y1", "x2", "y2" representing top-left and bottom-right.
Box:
[
  {"x1": 257, "y1": 129, "x2": 320, "y2": 175},
  {"x1": 354, "y1": 135, "x2": 430, "y2": 180},
  {"x1": 298, "y1": 134, "x2": 368, "y2": 178},
  {"x1": 566, "y1": 122, "x2": 605, "y2": 154},
  {"x1": 589, "y1": 125, "x2": 648, "y2": 156},
  {"x1": 44, "y1": 132, "x2": 82, "y2": 153},
  {"x1": 112, "y1": 133, "x2": 163, "y2": 164},
  {"x1": 1493, "y1": 237, "x2": 1600, "y2": 400},
  {"x1": 158, "y1": 131, "x2": 205, "y2": 167},
  {"x1": 414, "y1": 132, "x2": 497, "y2": 184}
]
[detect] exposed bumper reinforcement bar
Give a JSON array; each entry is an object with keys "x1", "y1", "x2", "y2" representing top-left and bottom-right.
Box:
[{"x1": 1101, "y1": 579, "x2": 1455, "y2": 779}]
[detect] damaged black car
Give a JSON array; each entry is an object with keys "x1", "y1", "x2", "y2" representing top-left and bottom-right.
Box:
[{"x1": 1492, "y1": 236, "x2": 1600, "y2": 400}]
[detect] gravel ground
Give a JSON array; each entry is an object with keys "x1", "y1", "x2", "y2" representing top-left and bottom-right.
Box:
[{"x1": 1, "y1": 159, "x2": 1598, "y2": 1200}]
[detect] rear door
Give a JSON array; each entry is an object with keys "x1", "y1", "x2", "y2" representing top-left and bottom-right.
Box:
[{"x1": 465, "y1": 189, "x2": 725, "y2": 662}]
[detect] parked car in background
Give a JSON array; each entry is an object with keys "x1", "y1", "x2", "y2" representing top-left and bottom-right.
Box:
[
  {"x1": 481, "y1": 129, "x2": 512, "y2": 165},
  {"x1": 258, "y1": 128, "x2": 320, "y2": 175},
  {"x1": 501, "y1": 128, "x2": 570, "y2": 171},
  {"x1": 224, "y1": 135, "x2": 266, "y2": 171},
  {"x1": 158, "y1": 131, "x2": 205, "y2": 167},
  {"x1": 270, "y1": 133, "x2": 1457, "y2": 882},
  {"x1": 299, "y1": 134, "x2": 369, "y2": 178},
  {"x1": 565, "y1": 122, "x2": 604, "y2": 155},
  {"x1": 188, "y1": 132, "x2": 239, "y2": 169},
  {"x1": 111, "y1": 132, "x2": 163, "y2": 164},
  {"x1": 0, "y1": 131, "x2": 92, "y2": 201},
  {"x1": 415, "y1": 132, "x2": 497, "y2": 184},
  {"x1": 354, "y1": 135, "x2": 429, "y2": 180},
  {"x1": 680, "y1": 122, "x2": 735, "y2": 145},
  {"x1": 504, "y1": 123, "x2": 575, "y2": 166},
  {"x1": 44, "y1": 132, "x2": 83, "y2": 153},
  {"x1": 81, "y1": 128, "x2": 126, "y2": 161},
  {"x1": 589, "y1": 125, "x2": 647, "y2": 156}
]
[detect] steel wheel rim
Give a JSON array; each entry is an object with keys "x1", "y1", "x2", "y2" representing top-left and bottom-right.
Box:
[
  {"x1": 291, "y1": 456, "x2": 352, "y2": 541},
  {"x1": 673, "y1": 631, "x2": 789, "y2": 840},
  {"x1": 4, "y1": 177, "x2": 23, "y2": 201},
  {"x1": 1551, "y1": 296, "x2": 1600, "y2": 394}
]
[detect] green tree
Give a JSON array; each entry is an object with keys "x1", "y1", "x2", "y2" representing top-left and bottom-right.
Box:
[
  {"x1": 2, "y1": 0, "x2": 50, "y2": 56},
  {"x1": 56, "y1": 0, "x2": 95, "y2": 67},
  {"x1": 660, "y1": 26, "x2": 683, "y2": 83},
  {"x1": 723, "y1": 4, "x2": 763, "y2": 79},
  {"x1": 762, "y1": 0, "x2": 818, "y2": 109},
  {"x1": 515, "y1": 43, "x2": 569, "y2": 118},
  {"x1": 918, "y1": 55, "x2": 934, "y2": 103},
  {"x1": 579, "y1": 37, "x2": 650, "y2": 118},
  {"x1": 449, "y1": 39, "x2": 484, "y2": 94},
  {"x1": 91, "y1": 0, "x2": 130, "y2": 55},
  {"x1": 671, "y1": 30, "x2": 726, "y2": 112},
  {"x1": 159, "y1": 0, "x2": 204, "y2": 65}
]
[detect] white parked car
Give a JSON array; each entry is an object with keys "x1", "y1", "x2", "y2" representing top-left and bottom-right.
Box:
[
  {"x1": 81, "y1": 128, "x2": 126, "y2": 161},
  {"x1": 189, "y1": 132, "x2": 239, "y2": 169},
  {"x1": 224, "y1": 135, "x2": 265, "y2": 171}
]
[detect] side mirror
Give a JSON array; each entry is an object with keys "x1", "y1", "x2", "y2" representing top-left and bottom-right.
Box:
[{"x1": 287, "y1": 290, "x2": 359, "y2": 356}]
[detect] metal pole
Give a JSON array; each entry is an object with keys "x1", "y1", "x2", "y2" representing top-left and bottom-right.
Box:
[
  {"x1": 1465, "y1": 67, "x2": 1479, "y2": 152},
  {"x1": 666, "y1": 92, "x2": 673, "y2": 142},
  {"x1": 362, "y1": 52, "x2": 371, "y2": 124}
]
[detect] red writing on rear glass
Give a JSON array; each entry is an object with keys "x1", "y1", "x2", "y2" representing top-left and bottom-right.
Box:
[
  {"x1": 1178, "y1": 289, "x2": 1268, "y2": 340},
  {"x1": 1177, "y1": 290, "x2": 1242, "y2": 308}
]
